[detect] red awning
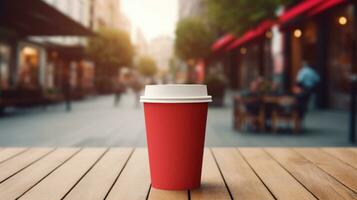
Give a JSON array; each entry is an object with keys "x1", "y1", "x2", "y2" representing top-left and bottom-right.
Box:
[
  {"x1": 211, "y1": 33, "x2": 235, "y2": 52},
  {"x1": 308, "y1": 0, "x2": 347, "y2": 17},
  {"x1": 278, "y1": 0, "x2": 324, "y2": 25},
  {"x1": 226, "y1": 30, "x2": 257, "y2": 51},
  {"x1": 225, "y1": 20, "x2": 275, "y2": 51},
  {"x1": 255, "y1": 20, "x2": 275, "y2": 35}
]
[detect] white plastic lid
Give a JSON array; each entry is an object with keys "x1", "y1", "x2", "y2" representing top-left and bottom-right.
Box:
[{"x1": 140, "y1": 84, "x2": 212, "y2": 103}]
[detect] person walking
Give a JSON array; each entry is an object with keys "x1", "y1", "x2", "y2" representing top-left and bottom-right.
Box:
[
  {"x1": 114, "y1": 80, "x2": 126, "y2": 107},
  {"x1": 294, "y1": 61, "x2": 320, "y2": 117}
]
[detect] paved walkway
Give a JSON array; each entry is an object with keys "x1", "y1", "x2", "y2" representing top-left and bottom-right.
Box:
[{"x1": 0, "y1": 91, "x2": 355, "y2": 147}]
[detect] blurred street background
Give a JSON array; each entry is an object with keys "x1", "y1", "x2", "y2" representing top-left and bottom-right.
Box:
[
  {"x1": 0, "y1": 0, "x2": 356, "y2": 146},
  {"x1": 0, "y1": 92, "x2": 351, "y2": 147}
]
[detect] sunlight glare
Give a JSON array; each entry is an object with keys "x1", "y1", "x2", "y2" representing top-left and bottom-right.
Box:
[{"x1": 122, "y1": 0, "x2": 178, "y2": 41}]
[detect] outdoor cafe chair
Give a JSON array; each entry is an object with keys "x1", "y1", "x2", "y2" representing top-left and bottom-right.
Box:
[
  {"x1": 234, "y1": 95, "x2": 264, "y2": 132},
  {"x1": 271, "y1": 96, "x2": 301, "y2": 133}
]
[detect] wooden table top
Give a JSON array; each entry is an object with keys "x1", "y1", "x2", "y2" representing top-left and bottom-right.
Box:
[{"x1": 0, "y1": 148, "x2": 356, "y2": 200}]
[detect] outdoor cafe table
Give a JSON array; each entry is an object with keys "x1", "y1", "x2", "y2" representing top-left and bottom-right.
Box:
[{"x1": 0, "y1": 148, "x2": 356, "y2": 199}]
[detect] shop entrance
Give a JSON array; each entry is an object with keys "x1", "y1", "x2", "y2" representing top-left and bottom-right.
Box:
[{"x1": 18, "y1": 46, "x2": 40, "y2": 89}]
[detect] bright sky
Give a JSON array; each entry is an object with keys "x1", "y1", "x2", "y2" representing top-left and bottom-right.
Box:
[{"x1": 122, "y1": 0, "x2": 178, "y2": 42}]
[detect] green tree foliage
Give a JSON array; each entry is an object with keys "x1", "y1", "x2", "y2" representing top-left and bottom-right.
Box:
[
  {"x1": 175, "y1": 17, "x2": 214, "y2": 60},
  {"x1": 137, "y1": 56, "x2": 158, "y2": 77},
  {"x1": 205, "y1": 0, "x2": 292, "y2": 34},
  {"x1": 87, "y1": 28, "x2": 134, "y2": 93},
  {"x1": 87, "y1": 27, "x2": 134, "y2": 68}
]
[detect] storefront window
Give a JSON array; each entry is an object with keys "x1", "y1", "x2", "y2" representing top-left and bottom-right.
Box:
[
  {"x1": 45, "y1": 62, "x2": 55, "y2": 90},
  {"x1": 46, "y1": 51, "x2": 58, "y2": 91},
  {"x1": 327, "y1": 5, "x2": 354, "y2": 109},
  {"x1": 0, "y1": 43, "x2": 11, "y2": 90},
  {"x1": 82, "y1": 61, "x2": 94, "y2": 89},
  {"x1": 18, "y1": 46, "x2": 39, "y2": 89},
  {"x1": 290, "y1": 21, "x2": 317, "y2": 90},
  {"x1": 70, "y1": 61, "x2": 77, "y2": 88},
  {"x1": 240, "y1": 44, "x2": 260, "y2": 89}
]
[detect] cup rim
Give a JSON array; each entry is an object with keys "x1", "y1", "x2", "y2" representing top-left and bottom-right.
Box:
[
  {"x1": 140, "y1": 96, "x2": 212, "y2": 103},
  {"x1": 141, "y1": 84, "x2": 212, "y2": 103}
]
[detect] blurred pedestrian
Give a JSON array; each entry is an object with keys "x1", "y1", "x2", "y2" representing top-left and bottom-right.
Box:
[
  {"x1": 114, "y1": 80, "x2": 126, "y2": 107},
  {"x1": 297, "y1": 61, "x2": 320, "y2": 90},
  {"x1": 294, "y1": 60, "x2": 320, "y2": 117}
]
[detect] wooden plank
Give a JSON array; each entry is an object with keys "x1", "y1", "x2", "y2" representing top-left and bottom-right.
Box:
[
  {"x1": 148, "y1": 188, "x2": 188, "y2": 200},
  {"x1": 322, "y1": 148, "x2": 357, "y2": 169},
  {"x1": 0, "y1": 148, "x2": 27, "y2": 164},
  {"x1": 0, "y1": 148, "x2": 52, "y2": 182},
  {"x1": 295, "y1": 148, "x2": 357, "y2": 193},
  {"x1": 239, "y1": 148, "x2": 316, "y2": 200},
  {"x1": 19, "y1": 148, "x2": 106, "y2": 200},
  {"x1": 64, "y1": 148, "x2": 132, "y2": 200},
  {"x1": 190, "y1": 148, "x2": 230, "y2": 200},
  {"x1": 347, "y1": 148, "x2": 357, "y2": 154},
  {"x1": 212, "y1": 148, "x2": 274, "y2": 200},
  {"x1": 266, "y1": 148, "x2": 357, "y2": 200},
  {"x1": 0, "y1": 148, "x2": 79, "y2": 199},
  {"x1": 106, "y1": 148, "x2": 151, "y2": 200}
]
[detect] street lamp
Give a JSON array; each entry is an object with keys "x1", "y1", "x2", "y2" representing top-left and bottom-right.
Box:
[
  {"x1": 240, "y1": 47, "x2": 247, "y2": 55},
  {"x1": 338, "y1": 16, "x2": 347, "y2": 26},
  {"x1": 22, "y1": 46, "x2": 37, "y2": 55},
  {"x1": 293, "y1": 29, "x2": 302, "y2": 38}
]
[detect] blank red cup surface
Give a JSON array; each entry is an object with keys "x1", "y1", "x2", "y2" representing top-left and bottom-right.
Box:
[{"x1": 144, "y1": 102, "x2": 208, "y2": 190}]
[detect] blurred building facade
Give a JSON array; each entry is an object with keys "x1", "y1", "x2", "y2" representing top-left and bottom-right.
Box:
[
  {"x1": 148, "y1": 36, "x2": 173, "y2": 71},
  {"x1": 135, "y1": 28, "x2": 149, "y2": 56},
  {"x1": 0, "y1": 0, "x2": 131, "y2": 109},
  {"x1": 41, "y1": 0, "x2": 94, "y2": 96},
  {"x1": 211, "y1": 0, "x2": 356, "y2": 110},
  {"x1": 178, "y1": 0, "x2": 204, "y2": 19},
  {"x1": 89, "y1": 0, "x2": 131, "y2": 33},
  {"x1": 282, "y1": 2, "x2": 355, "y2": 110},
  {"x1": 0, "y1": 0, "x2": 93, "y2": 101}
]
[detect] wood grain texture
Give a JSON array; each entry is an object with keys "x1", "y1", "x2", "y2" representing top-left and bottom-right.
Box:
[
  {"x1": 148, "y1": 188, "x2": 188, "y2": 200},
  {"x1": 106, "y1": 148, "x2": 151, "y2": 200},
  {"x1": 295, "y1": 148, "x2": 357, "y2": 193},
  {"x1": 266, "y1": 148, "x2": 357, "y2": 200},
  {"x1": 64, "y1": 148, "x2": 132, "y2": 200},
  {"x1": 190, "y1": 149, "x2": 231, "y2": 200},
  {"x1": 212, "y1": 148, "x2": 274, "y2": 200},
  {"x1": 239, "y1": 148, "x2": 316, "y2": 200},
  {"x1": 322, "y1": 148, "x2": 357, "y2": 169},
  {"x1": 0, "y1": 148, "x2": 52, "y2": 182},
  {"x1": 0, "y1": 148, "x2": 27, "y2": 164},
  {"x1": 348, "y1": 148, "x2": 357, "y2": 154},
  {"x1": 19, "y1": 148, "x2": 106, "y2": 200},
  {"x1": 0, "y1": 147, "x2": 354, "y2": 199},
  {"x1": 0, "y1": 148, "x2": 79, "y2": 199}
]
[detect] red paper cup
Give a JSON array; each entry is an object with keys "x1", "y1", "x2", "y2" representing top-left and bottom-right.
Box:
[{"x1": 141, "y1": 85, "x2": 212, "y2": 190}]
